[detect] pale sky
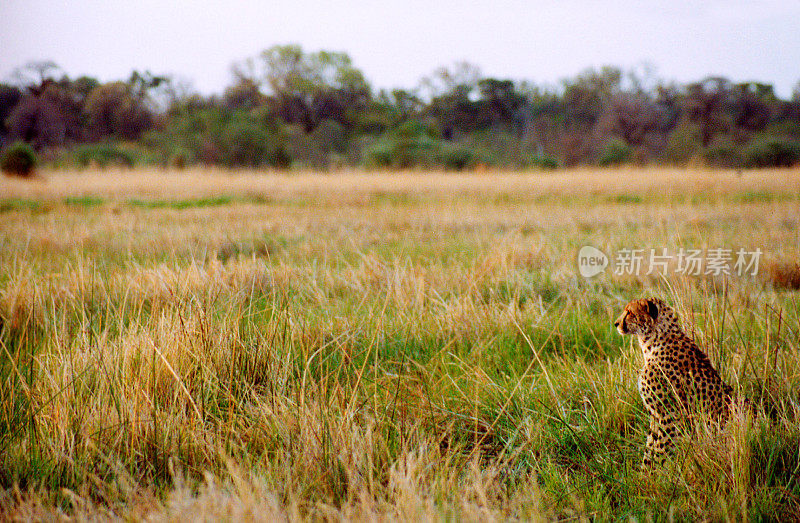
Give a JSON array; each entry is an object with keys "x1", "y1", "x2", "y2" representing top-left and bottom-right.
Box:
[{"x1": 1, "y1": 0, "x2": 799, "y2": 97}]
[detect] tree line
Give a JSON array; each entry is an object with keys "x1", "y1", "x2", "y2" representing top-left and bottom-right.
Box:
[{"x1": 2, "y1": 46, "x2": 800, "y2": 170}]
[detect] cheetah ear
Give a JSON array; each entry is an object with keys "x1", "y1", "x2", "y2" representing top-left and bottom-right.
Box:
[{"x1": 646, "y1": 299, "x2": 659, "y2": 320}]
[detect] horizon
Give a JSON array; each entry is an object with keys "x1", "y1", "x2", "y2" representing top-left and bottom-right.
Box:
[{"x1": 2, "y1": 1, "x2": 799, "y2": 98}]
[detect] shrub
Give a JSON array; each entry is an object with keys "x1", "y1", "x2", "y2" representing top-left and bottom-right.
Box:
[
  {"x1": 168, "y1": 147, "x2": 194, "y2": 169},
  {"x1": 763, "y1": 121, "x2": 800, "y2": 140},
  {"x1": 393, "y1": 120, "x2": 439, "y2": 139},
  {"x1": 0, "y1": 141, "x2": 38, "y2": 177},
  {"x1": 525, "y1": 155, "x2": 559, "y2": 170},
  {"x1": 73, "y1": 143, "x2": 135, "y2": 168},
  {"x1": 661, "y1": 123, "x2": 702, "y2": 165},
  {"x1": 363, "y1": 121, "x2": 488, "y2": 170},
  {"x1": 145, "y1": 108, "x2": 292, "y2": 169},
  {"x1": 311, "y1": 119, "x2": 347, "y2": 153},
  {"x1": 286, "y1": 120, "x2": 348, "y2": 169},
  {"x1": 742, "y1": 137, "x2": 800, "y2": 168},
  {"x1": 703, "y1": 135, "x2": 743, "y2": 167},
  {"x1": 598, "y1": 139, "x2": 631, "y2": 166},
  {"x1": 440, "y1": 144, "x2": 478, "y2": 170},
  {"x1": 218, "y1": 119, "x2": 290, "y2": 168},
  {"x1": 365, "y1": 134, "x2": 440, "y2": 168}
]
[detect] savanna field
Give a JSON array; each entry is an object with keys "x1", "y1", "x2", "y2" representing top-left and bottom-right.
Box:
[{"x1": 0, "y1": 167, "x2": 799, "y2": 520}]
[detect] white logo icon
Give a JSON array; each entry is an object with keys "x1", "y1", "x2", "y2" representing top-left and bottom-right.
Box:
[{"x1": 578, "y1": 246, "x2": 609, "y2": 278}]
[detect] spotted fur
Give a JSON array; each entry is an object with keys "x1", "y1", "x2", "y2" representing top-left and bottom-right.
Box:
[{"x1": 614, "y1": 297, "x2": 740, "y2": 468}]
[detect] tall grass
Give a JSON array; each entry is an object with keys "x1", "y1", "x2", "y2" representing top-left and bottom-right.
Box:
[{"x1": 0, "y1": 167, "x2": 799, "y2": 519}]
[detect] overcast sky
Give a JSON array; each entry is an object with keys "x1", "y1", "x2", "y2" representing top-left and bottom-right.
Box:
[{"x1": 1, "y1": 0, "x2": 799, "y2": 97}]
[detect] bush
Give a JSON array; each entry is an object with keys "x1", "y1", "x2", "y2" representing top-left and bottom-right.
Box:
[
  {"x1": 743, "y1": 137, "x2": 800, "y2": 168},
  {"x1": 364, "y1": 121, "x2": 487, "y2": 170},
  {"x1": 286, "y1": 120, "x2": 348, "y2": 169},
  {"x1": 218, "y1": 118, "x2": 290, "y2": 168},
  {"x1": 365, "y1": 134, "x2": 440, "y2": 168},
  {"x1": 525, "y1": 155, "x2": 559, "y2": 170},
  {"x1": 598, "y1": 139, "x2": 631, "y2": 166},
  {"x1": 73, "y1": 143, "x2": 135, "y2": 168},
  {"x1": 311, "y1": 119, "x2": 347, "y2": 153},
  {"x1": 143, "y1": 108, "x2": 291, "y2": 169},
  {"x1": 168, "y1": 147, "x2": 194, "y2": 169},
  {"x1": 440, "y1": 144, "x2": 481, "y2": 170},
  {"x1": 661, "y1": 123, "x2": 702, "y2": 165},
  {"x1": 763, "y1": 121, "x2": 800, "y2": 140},
  {"x1": 0, "y1": 141, "x2": 38, "y2": 177},
  {"x1": 703, "y1": 136, "x2": 743, "y2": 167}
]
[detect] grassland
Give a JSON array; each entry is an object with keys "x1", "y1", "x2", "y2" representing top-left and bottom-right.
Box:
[{"x1": 0, "y1": 167, "x2": 799, "y2": 520}]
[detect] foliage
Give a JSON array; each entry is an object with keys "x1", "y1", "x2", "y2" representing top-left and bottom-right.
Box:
[
  {"x1": 598, "y1": 139, "x2": 632, "y2": 166},
  {"x1": 562, "y1": 66, "x2": 622, "y2": 130},
  {"x1": 0, "y1": 141, "x2": 38, "y2": 176},
  {"x1": 218, "y1": 117, "x2": 289, "y2": 168},
  {"x1": 5, "y1": 94, "x2": 69, "y2": 149},
  {"x1": 231, "y1": 44, "x2": 371, "y2": 132},
  {"x1": 0, "y1": 84, "x2": 23, "y2": 136},
  {"x1": 72, "y1": 143, "x2": 135, "y2": 168},
  {"x1": 365, "y1": 120, "x2": 483, "y2": 170},
  {"x1": 703, "y1": 135, "x2": 744, "y2": 167},
  {"x1": 661, "y1": 122, "x2": 702, "y2": 164},
  {"x1": 168, "y1": 147, "x2": 194, "y2": 169},
  {"x1": 3, "y1": 53, "x2": 800, "y2": 169},
  {"x1": 83, "y1": 81, "x2": 153, "y2": 140},
  {"x1": 683, "y1": 78, "x2": 732, "y2": 147},
  {"x1": 526, "y1": 155, "x2": 559, "y2": 170},
  {"x1": 742, "y1": 136, "x2": 800, "y2": 167},
  {"x1": 365, "y1": 133, "x2": 440, "y2": 168},
  {"x1": 285, "y1": 119, "x2": 348, "y2": 169},
  {"x1": 144, "y1": 108, "x2": 290, "y2": 168}
]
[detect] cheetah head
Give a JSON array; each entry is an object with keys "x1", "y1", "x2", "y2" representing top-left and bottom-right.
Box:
[{"x1": 614, "y1": 297, "x2": 669, "y2": 336}]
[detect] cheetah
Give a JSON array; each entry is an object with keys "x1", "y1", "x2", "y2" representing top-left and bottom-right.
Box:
[{"x1": 614, "y1": 297, "x2": 744, "y2": 468}]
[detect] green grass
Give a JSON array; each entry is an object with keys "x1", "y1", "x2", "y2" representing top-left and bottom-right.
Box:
[
  {"x1": 0, "y1": 168, "x2": 798, "y2": 519},
  {"x1": 64, "y1": 195, "x2": 107, "y2": 207},
  {"x1": 126, "y1": 195, "x2": 237, "y2": 209},
  {"x1": 0, "y1": 199, "x2": 44, "y2": 213}
]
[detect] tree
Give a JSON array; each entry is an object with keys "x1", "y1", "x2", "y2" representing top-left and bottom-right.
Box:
[
  {"x1": 596, "y1": 92, "x2": 661, "y2": 146},
  {"x1": 5, "y1": 61, "x2": 69, "y2": 148},
  {"x1": 420, "y1": 61, "x2": 481, "y2": 100},
  {"x1": 653, "y1": 83, "x2": 682, "y2": 133},
  {"x1": 223, "y1": 78, "x2": 265, "y2": 110},
  {"x1": 4, "y1": 62, "x2": 104, "y2": 147},
  {"x1": 11, "y1": 60, "x2": 62, "y2": 93},
  {"x1": 0, "y1": 84, "x2": 22, "y2": 144},
  {"x1": 729, "y1": 82, "x2": 773, "y2": 132},
  {"x1": 218, "y1": 112, "x2": 289, "y2": 167},
  {"x1": 127, "y1": 70, "x2": 168, "y2": 105},
  {"x1": 562, "y1": 66, "x2": 622, "y2": 130},
  {"x1": 354, "y1": 89, "x2": 424, "y2": 135},
  {"x1": 682, "y1": 77, "x2": 731, "y2": 147},
  {"x1": 84, "y1": 81, "x2": 153, "y2": 140},
  {"x1": 6, "y1": 87, "x2": 67, "y2": 149},
  {"x1": 518, "y1": 84, "x2": 563, "y2": 155},
  {"x1": 422, "y1": 62, "x2": 484, "y2": 138},
  {"x1": 233, "y1": 44, "x2": 371, "y2": 132},
  {"x1": 477, "y1": 78, "x2": 526, "y2": 130}
]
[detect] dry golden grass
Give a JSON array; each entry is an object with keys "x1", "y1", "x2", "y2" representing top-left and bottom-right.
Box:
[
  {"x1": 3, "y1": 166, "x2": 800, "y2": 201},
  {"x1": 0, "y1": 167, "x2": 799, "y2": 520}
]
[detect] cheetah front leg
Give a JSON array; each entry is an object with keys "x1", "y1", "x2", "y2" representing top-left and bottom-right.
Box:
[{"x1": 642, "y1": 416, "x2": 678, "y2": 469}]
